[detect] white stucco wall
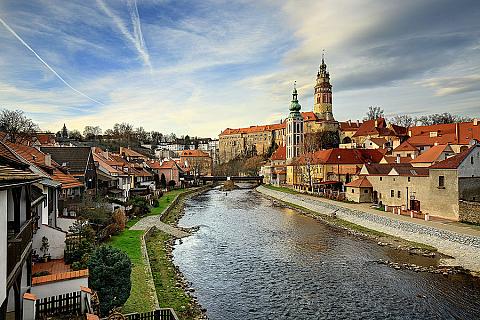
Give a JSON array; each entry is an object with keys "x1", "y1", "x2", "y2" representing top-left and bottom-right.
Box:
[
  {"x1": 459, "y1": 145, "x2": 480, "y2": 178},
  {"x1": 31, "y1": 278, "x2": 88, "y2": 299},
  {"x1": 33, "y1": 224, "x2": 66, "y2": 259},
  {"x1": 0, "y1": 190, "x2": 7, "y2": 305}
]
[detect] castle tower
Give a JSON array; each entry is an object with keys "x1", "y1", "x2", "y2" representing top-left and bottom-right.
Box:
[
  {"x1": 313, "y1": 54, "x2": 335, "y2": 121},
  {"x1": 286, "y1": 82, "x2": 304, "y2": 163}
]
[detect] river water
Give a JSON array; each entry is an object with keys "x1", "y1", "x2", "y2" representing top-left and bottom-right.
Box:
[{"x1": 173, "y1": 188, "x2": 480, "y2": 320}]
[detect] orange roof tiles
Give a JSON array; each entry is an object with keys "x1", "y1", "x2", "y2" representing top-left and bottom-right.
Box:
[
  {"x1": 345, "y1": 177, "x2": 372, "y2": 188},
  {"x1": 394, "y1": 140, "x2": 419, "y2": 152},
  {"x1": 382, "y1": 156, "x2": 412, "y2": 164},
  {"x1": 52, "y1": 168, "x2": 83, "y2": 189},
  {"x1": 297, "y1": 148, "x2": 384, "y2": 165},
  {"x1": 180, "y1": 149, "x2": 211, "y2": 157},
  {"x1": 353, "y1": 118, "x2": 407, "y2": 138},
  {"x1": 407, "y1": 121, "x2": 480, "y2": 147},
  {"x1": 410, "y1": 144, "x2": 452, "y2": 164},
  {"x1": 340, "y1": 121, "x2": 362, "y2": 131},
  {"x1": 270, "y1": 145, "x2": 286, "y2": 161},
  {"x1": 32, "y1": 269, "x2": 89, "y2": 285},
  {"x1": 430, "y1": 145, "x2": 476, "y2": 169}
]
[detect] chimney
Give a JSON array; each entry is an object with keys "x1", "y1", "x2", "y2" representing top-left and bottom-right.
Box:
[
  {"x1": 455, "y1": 123, "x2": 459, "y2": 144},
  {"x1": 356, "y1": 120, "x2": 359, "y2": 126},
  {"x1": 44, "y1": 154, "x2": 51, "y2": 167},
  {"x1": 348, "y1": 120, "x2": 351, "y2": 125},
  {"x1": 474, "y1": 118, "x2": 478, "y2": 126},
  {"x1": 374, "y1": 119, "x2": 378, "y2": 128},
  {"x1": 396, "y1": 154, "x2": 401, "y2": 164}
]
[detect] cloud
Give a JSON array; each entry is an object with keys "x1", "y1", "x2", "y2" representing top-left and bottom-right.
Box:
[
  {"x1": 419, "y1": 75, "x2": 480, "y2": 96},
  {"x1": 96, "y1": 0, "x2": 152, "y2": 71},
  {"x1": 0, "y1": 16, "x2": 104, "y2": 105}
]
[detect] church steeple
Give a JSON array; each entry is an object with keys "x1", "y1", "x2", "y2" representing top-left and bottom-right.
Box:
[
  {"x1": 289, "y1": 81, "x2": 301, "y2": 114},
  {"x1": 286, "y1": 82, "x2": 304, "y2": 163}
]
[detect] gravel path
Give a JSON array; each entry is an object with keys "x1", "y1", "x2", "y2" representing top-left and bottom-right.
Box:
[
  {"x1": 257, "y1": 186, "x2": 480, "y2": 272},
  {"x1": 130, "y1": 215, "x2": 190, "y2": 238}
]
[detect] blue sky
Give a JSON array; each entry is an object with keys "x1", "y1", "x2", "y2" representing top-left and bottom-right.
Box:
[{"x1": 0, "y1": 0, "x2": 479, "y2": 137}]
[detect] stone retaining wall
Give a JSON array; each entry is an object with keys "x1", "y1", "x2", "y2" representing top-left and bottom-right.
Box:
[
  {"x1": 258, "y1": 186, "x2": 480, "y2": 271},
  {"x1": 459, "y1": 200, "x2": 480, "y2": 225},
  {"x1": 141, "y1": 226, "x2": 160, "y2": 309}
]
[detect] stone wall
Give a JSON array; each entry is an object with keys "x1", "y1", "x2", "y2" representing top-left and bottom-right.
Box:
[
  {"x1": 459, "y1": 177, "x2": 480, "y2": 202},
  {"x1": 459, "y1": 200, "x2": 480, "y2": 224},
  {"x1": 257, "y1": 186, "x2": 480, "y2": 271}
]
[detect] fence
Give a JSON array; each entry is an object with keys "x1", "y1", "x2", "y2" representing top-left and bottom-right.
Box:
[
  {"x1": 35, "y1": 291, "x2": 82, "y2": 318},
  {"x1": 124, "y1": 309, "x2": 179, "y2": 320}
]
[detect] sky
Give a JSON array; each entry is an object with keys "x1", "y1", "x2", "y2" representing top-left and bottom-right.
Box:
[{"x1": 0, "y1": 0, "x2": 479, "y2": 138}]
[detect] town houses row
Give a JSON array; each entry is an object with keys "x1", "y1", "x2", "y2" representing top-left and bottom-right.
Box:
[
  {"x1": 0, "y1": 132, "x2": 213, "y2": 319},
  {"x1": 219, "y1": 57, "x2": 480, "y2": 224}
]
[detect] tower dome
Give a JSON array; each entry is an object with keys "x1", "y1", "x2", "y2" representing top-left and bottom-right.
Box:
[{"x1": 289, "y1": 82, "x2": 302, "y2": 114}]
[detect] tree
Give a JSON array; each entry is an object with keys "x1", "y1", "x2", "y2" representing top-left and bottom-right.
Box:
[
  {"x1": 168, "y1": 180, "x2": 176, "y2": 188},
  {"x1": 417, "y1": 112, "x2": 472, "y2": 125},
  {"x1": 69, "y1": 129, "x2": 83, "y2": 140},
  {"x1": 364, "y1": 106, "x2": 384, "y2": 121},
  {"x1": 0, "y1": 109, "x2": 39, "y2": 143},
  {"x1": 83, "y1": 126, "x2": 102, "y2": 140},
  {"x1": 242, "y1": 155, "x2": 263, "y2": 176},
  {"x1": 134, "y1": 126, "x2": 147, "y2": 142},
  {"x1": 160, "y1": 173, "x2": 167, "y2": 189},
  {"x1": 390, "y1": 114, "x2": 415, "y2": 128},
  {"x1": 150, "y1": 131, "x2": 163, "y2": 145},
  {"x1": 88, "y1": 246, "x2": 132, "y2": 316}
]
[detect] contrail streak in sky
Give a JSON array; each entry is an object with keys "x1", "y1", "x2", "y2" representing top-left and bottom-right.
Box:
[{"x1": 0, "y1": 17, "x2": 104, "y2": 105}]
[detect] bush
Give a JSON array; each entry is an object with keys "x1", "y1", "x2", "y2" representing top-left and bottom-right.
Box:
[
  {"x1": 112, "y1": 209, "x2": 126, "y2": 233},
  {"x1": 88, "y1": 246, "x2": 132, "y2": 316},
  {"x1": 168, "y1": 180, "x2": 176, "y2": 188},
  {"x1": 152, "y1": 198, "x2": 159, "y2": 207},
  {"x1": 127, "y1": 196, "x2": 150, "y2": 217}
]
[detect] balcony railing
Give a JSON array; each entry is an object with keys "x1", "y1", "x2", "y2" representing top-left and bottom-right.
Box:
[{"x1": 7, "y1": 218, "x2": 33, "y2": 280}]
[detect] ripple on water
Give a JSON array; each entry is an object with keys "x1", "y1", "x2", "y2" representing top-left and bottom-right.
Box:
[{"x1": 173, "y1": 189, "x2": 480, "y2": 320}]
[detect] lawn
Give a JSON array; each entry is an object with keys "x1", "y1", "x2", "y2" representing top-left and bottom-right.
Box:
[
  {"x1": 149, "y1": 189, "x2": 188, "y2": 216},
  {"x1": 263, "y1": 184, "x2": 299, "y2": 195},
  {"x1": 146, "y1": 230, "x2": 202, "y2": 320},
  {"x1": 109, "y1": 229, "x2": 156, "y2": 313}
]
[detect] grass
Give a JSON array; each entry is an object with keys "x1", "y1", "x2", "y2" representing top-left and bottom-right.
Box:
[
  {"x1": 149, "y1": 189, "x2": 189, "y2": 216},
  {"x1": 146, "y1": 230, "x2": 202, "y2": 320},
  {"x1": 109, "y1": 229, "x2": 156, "y2": 314},
  {"x1": 264, "y1": 184, "x2": 299, "y2": 195}
]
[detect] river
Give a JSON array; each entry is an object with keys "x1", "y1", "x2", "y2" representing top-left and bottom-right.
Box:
[{"x1": 172, "y1": 188, "x2": 480, "y2": 320}]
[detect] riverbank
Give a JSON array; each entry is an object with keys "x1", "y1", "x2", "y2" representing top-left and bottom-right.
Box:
[
  {"x1": 109, "y1": 187, "x2": 208, "y2": 314},
  {"x1": 257, "y1": 185, "x2": 480, "y2": 275},
  {"x1": 145, "y1": 186, "x2": 211, "y2": 320}
]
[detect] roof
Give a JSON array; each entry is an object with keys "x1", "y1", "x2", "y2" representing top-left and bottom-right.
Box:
[
  {"x1": 5, "y1": 141, "x2": 55, "y2": 170},
  {"x1": 302, "y1": 112, "x2": 318, "y2": 122},
  {"x1": 353, "y1": 118, "x2": 407, "y2": 138},
  {"x1": 369, "y1": 137, "x2": 388, "y2": 146},
  {"x1": 270, "y1": 145, "x2": 286, "y2": 161},
  {"x1": 391, "y1": 166, "x2": 429, "y2": 176},
  {"x1": 410, "y1": 144, "x2": 453, "y2": 164},
  {"x1": 407, "y1": 121, "x2": 480, "y2": 147},
  {"x1": 180, "y1": 149, "x2": 211, "y2": 158},
  {"x1": 297, "y1": 148, "x2": 384, "y2": 165},
  {"x1": 51, "y1": 168, "x2": 84, "y2": 189},
  {"x1": 0, "y1": 165, "x2": 39, "y2": 184},
  {"x1": 345, "y1": 177, "x2": 372, "y2": 188},
  {"x1": 381, "y1": 156, "x2": 412, "y2": 164},
  {"x1": 429, "y1": 145, "x2": 476, "y2": 169},
  {"x1": 361, "y1": 163, "x2": 413, "y2": 175},
  {"x1": 394, "y1": 140, "x2": 419, "y2": 152},
  {"x1": 40, "y1": 147, "x2": 92, "y2": 173},
  {"x1": 340, "y1": 121, "x2": 362, "y2": 131},
  {"x1": 146, "y1": 160, "x2": 162, "y2": 170},
  {"x1": 0, "y1": 141, "x2": 25, "y2": 166},
  {"x1": 93, "y1": 152, "x2": 123, "y2": 175},
  {"x1": 119, "y1": 147, "x2": 146, "y2": 158},
  {"x1": 158, "y1": 159, "x2": 183, "y2": 171},
  {"x1": 34, "y1": 133, "x2": 56, "y2": 146}
]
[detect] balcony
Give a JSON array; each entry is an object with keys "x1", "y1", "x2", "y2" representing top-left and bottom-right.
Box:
[{"x1": 7, "y1": 218, "x2": 33, "y2": 285}]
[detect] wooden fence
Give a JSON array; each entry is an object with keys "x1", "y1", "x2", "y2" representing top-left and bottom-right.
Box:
[
  {"x1": 35, "y1": 291, "x2": 82, "y2": 318},
  {"x1": 124, "y1": 309, "x2": 179, "y2": 320}
]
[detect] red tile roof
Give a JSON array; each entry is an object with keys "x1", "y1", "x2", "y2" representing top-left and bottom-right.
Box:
[
  {"x1": 394, "y1": 140, "x2": 419, "y2": 152},
  {"x1": 429, "y1": 145, "x2": 476, "y2": 169},
  {"x1": 382, "y1": 156, "x2": 412, "y2": 164},
  {"x1": 298, "y1": 148, "x2": 384, "y2": 165},
  {"x1": 361, "y1": 163, "x2": 413, "y2": 175},
  {"x1": 51, "y1": 169, "x2": 83, "y2": 189},
  {"x1": 345, "y1": 176, "x2": 372, "y2": 188},
  {"x1": 5, "y1": 141, "x2": 55, "y2": 169},
  {"x1": 407, "y1": 121, "x2": 480, "y2": 147},
  {"x1": 301, "y1": 112, "x2": 318, "y2": 122},
  {"x1": 270, "y1": 145, "x2": 286, "y2": 161},
  {"x1": 353, "y1": 118, "x2": 407, "y2": 138},
  {"x1": 410, "y1": 144, "x2": 453, "y2": 164},
  {"x1": 340, "y1": 121, "x2": 362, "y2": 131},
  {"x1": 0, "y1": 141, "x2": 25, "y2": 166},
  {"x1": 180, "y1": 149, "x2": 211, "y2": 158}
]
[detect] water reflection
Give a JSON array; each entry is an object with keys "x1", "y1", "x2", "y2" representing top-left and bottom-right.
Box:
[{"x1": 173, "y1": 189, "x2": 480, "y2": 320}]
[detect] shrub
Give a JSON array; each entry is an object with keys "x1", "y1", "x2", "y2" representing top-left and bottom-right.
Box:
[
  {"x1": 112, "y1": 209, "x2": 126, "y2": 233},
  {"x1": 127, "y1": 196, "x2": 149, "y2": 217},
  {"x1": 88, "y1": 246, "x2": 132, "y2": 316},
  {"x1": 168, "y1": 180, "x2": 176, "y2": 188}
]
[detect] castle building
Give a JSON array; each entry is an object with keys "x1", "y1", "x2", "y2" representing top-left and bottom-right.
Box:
[{"x1": 286, "y1": 83, "x2": 304, "y2": 163}]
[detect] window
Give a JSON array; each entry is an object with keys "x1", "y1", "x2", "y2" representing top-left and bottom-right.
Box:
[
  {"x1": 380, "y1": 177, "x2": 383, "y2": 181},
  {"x1": 397, "y1": 191, "x2": 401, "y2": 198},
  {"x1": 391, "y1": 190, "x2": 394, "y2": 197},
  {"x1": 351, "y1": 189, "x2": 355, "y2": 193},
  {"x1": 471, "y1": 156, "x2": 474, "y2": 165},
  {"x1": 408, "y1": 177, "x2": 411, "y2": 182},
  {"x1": 364, "y1": 189, "x2": 369, "y2": 194},
  {"x1": 439, "y1": 176, "x2": 445, "y2": 188}
]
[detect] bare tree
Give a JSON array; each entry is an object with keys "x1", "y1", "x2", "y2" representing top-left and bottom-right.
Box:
[
  {"x1": 84, "y1": 126, "x2": 102, "y2": 140},
  {"x1": 417, "y1": 112, "x2": 473, "y2": 125},
  {"x1": 69, "y1": 129, "x2": 83, "y2": 140},
  {"x1": 364, "y1": 106, "x2": 385, "y2": 120},
  {"x1": 0, "y1": 109, "x2": 39, "y2": 143},
  {"x1": 390, "y1": 114, "x2": 415, "y2": 128}
]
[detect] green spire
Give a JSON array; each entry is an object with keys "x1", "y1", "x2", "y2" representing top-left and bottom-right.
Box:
[{"x1": 289, "y1": 81, "x2": 301, "y2": 114}]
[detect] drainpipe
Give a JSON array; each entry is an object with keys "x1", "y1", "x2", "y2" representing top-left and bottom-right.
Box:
[{"x1": 406, "y1": 186, "x2": 409, "y2": 211}]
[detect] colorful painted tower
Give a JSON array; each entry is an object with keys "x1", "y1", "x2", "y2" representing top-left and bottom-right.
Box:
[
  {"x1": 313, "y1": 54, "x2": 335, "y2": 121},
  {"x1": 286, "y1": 82, "x2": 304, "y2": 163}
]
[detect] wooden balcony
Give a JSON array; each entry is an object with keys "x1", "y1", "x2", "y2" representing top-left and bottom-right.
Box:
[{"x1": 7, "y1": 218, "x2": 33, "y2": 286}]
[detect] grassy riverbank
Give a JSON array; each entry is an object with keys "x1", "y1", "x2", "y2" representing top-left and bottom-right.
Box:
[
  {"x1": 146, "y1": 230, "x2": 202, "y2": 320},
  {"x1": 263, "y1": 184, "x2": 437, "y2": 252},
  {"x1": 109, "y1": 188, "x2": 192, "y2": 313}
]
